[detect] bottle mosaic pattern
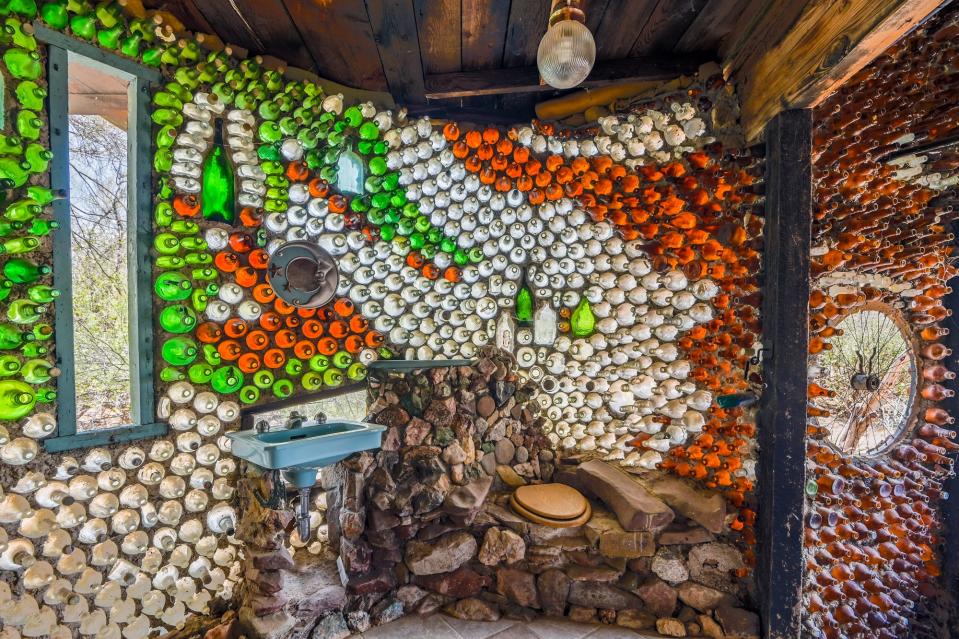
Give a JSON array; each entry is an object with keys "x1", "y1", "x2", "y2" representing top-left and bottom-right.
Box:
[
  {"x1": 0, "y1": 1, "x2": 766, "y2": 637},
  {"x1": 803, "y1": 7, "x2": 959, "y2": 639}
]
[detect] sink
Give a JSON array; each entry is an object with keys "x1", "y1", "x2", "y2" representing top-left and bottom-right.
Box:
[{"x1": 227, "y1": 420, "x2": 386, "y2": 488}]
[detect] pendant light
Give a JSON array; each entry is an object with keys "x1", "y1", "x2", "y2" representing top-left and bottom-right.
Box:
[{"x1": 536, "y1": 0, "x2": 596, "y2": 90}]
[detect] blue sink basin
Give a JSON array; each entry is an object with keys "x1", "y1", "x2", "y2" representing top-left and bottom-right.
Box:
[{"x1": 227, "y1": 420, "x2": 386, "y2": 487}]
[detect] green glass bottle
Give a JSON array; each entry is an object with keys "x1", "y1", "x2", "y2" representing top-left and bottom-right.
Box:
[
  {"x1": 0, "y1": 133, "x2": 23, "y2": 155},
  {"x1": 16, "y1": 110, "x2": 43, "y2": 140},
  {"x1": 570, "y1": 297, "x2": 596, "y2": 338},
  {"x1": 4, "y1": 19, "x2": 37, "y2": 50},
  {"x1": 160, "y1": 366, "x2": 185, "y2": 382},
  {"x1": 331, "y1": 350, "x2": 353, "y2": 369},
  {"x1": 159, "y1": 304, "x2": 197, "y2": 334},
  {"x1": 308, "y1": 354, "x2": 329, "y2": 372},
  {"x1": 161, "y1": 337, "x2": 198, "y2": 366},
  {"x1": 2, "y1": 236, "x2": 39, "y2": 254},
  {"x1": 34, "y1": 386, "x2": 56, "y2": 403},
  {"x1": 515, "y1": 277, "x2": 534, "y2": 325},
  {"x1": 155, "y1": 255, "x2": 185, "y2": 270},
  {"x1": 188, "y1": 363, "x2": 213, "y2": 384},
  {"x1": 0, "y1": 379, "x2": 36, "y2": 420},
  {"x1": 301, "y1": 370, "x2": 322, "y2": 391},
  {"x1": 40, "y1": 1, "x2": 69, "y2": 29},
  {"x1": 26, "y1": 186, "x2": 63, "y2": 205},
  {"x1": 201, "y1": 119, "x2": 235, "y2": 224},
  {"x1": 346, "y1": 362, "x2": 367, "y2": 381},
  {"x1": 0, "y1": 354, "x2": 21, "y2": 377},
  {"x1": 272, "y1": 378, "x2": 293, "y2": 399},
  {"x1": 94, "y1": 1, "x2": 120, "y2": 27},
  {"x1": 155, "y1": 272, "x2": 192, "y2": 301},
  {"x1": 7, "y1": 299, "x2": 45, "y2": 323},
  {"x1": 323, "y1": 368, "x2": 343, "y2": 388},
  {"x1": 151, "y1": 108, "x2": 183, "y2": 127},
  {"x1": 238, "y1": 385, "x2": 259, "y2": 404},
  {"x1": 0, "y1": 279, "x2": 13, "y2": 302},
  {"x1": 69, "y1": 12, "x2": 96, "y2": 40},
  {"x1": 4, "y1": 199, "x2": 41, "y2": 222},
  {"x1": 153, "y1": 232, "x2": 180, "y2": 255},
  {"x1": 211, "y1": 365, "x2": 242, "y2": 394},
  {"x1": 283, "y1": 358, "x2": 302, "y2": 377},
  {"x1": 15, "y1": 81, "x2": 45, "y2": 110},
  {"x1": 20, "y1": 342, "x2": 45, "y2": 357},
  {"x1": 24, "y1": 143, "x2": 52, "y2": 173},
  {"x1": 32, "y1": 322, "x2": 52, "y2": 341},
  {"x1": 119, "y1": 32, "x2": 141, "y2": 57},
  {"x1": 201, "y1": 343, "x2": 220, "y2": 366},
  {"x1": 26, "y1": 284, "x2": 58, "y2": 303},
  {"x1": 3, "y1": 48, "x2": 41, "y2": 80},
  {"x1": 190, "y1": 289, "x2": 208, "y2": 313},
  {"x1": 0, "y1": 157, "x2": 31, "y2": 187},
  {"x1": 96, "y1": 23, "x2": 123, "y2": 49},
  {"x1": 21, "y1": 358, "x2": 58, "y2": 384},
  {"x1": 28, "y1": 219, "x2": 58, "y2": 236},
  {"x1": 252, "y1": 369, "x2": 274, "y2": 389}
]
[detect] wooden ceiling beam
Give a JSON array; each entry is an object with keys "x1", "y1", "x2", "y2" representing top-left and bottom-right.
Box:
[
  {"x1": 365, "y1": 0, "x2": 427, "y2": 104},
  {"x1": 424, "y1": 55, "x2": 707, "y2": 99},
  {"x1": 729, "y1": 0, "x2": 946, "y2": 143}
]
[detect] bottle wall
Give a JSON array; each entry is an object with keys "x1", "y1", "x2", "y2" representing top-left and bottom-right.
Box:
[
  {"x1": 804, "y1": 7, "x2": 959, "y2": 638},
  {"x1": 0, "y1": 2, "x2": 765, "y2": 637}
]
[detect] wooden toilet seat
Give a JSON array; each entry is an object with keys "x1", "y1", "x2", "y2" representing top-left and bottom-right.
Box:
[{"x1": 509, "y1": 483, "x2": 592, "y2": 527}]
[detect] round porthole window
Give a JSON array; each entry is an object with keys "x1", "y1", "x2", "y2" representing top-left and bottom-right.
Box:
[{"x1": 814, "y1": 305, "x2": 918, "y2": 456}]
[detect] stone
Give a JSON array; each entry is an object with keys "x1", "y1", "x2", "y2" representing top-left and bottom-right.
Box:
[
  {"x1": 445, "y1": 597, "x2": 500, "y2": 622},
  {"x1": 496, "y1": 567, "x2": 540, "y2": 609},
  {"x1": 643, "y1": 476, "x2": 726, "y2": 534},
  {"x1": 294, "y1": 585, "x2": 346, "y2": 618},
  {"x1": 659, "y1": 526, "x2": 715, "y2": 546},
  {"x1": 651, "y1": 547, "x2": 690, "y2": 584},
  {"x1": 567, "y1": 582, "x2": 643, "y2": 610},
  {"x1": 345, "y1": 611, "x2": 370, "y2": 633},
  {"x1": 634, "y1": 577, "x2": 678, "y2": 617},
  {"x1": 381, "y1": 427, "x2": 401, "y2": 451},
  {"x1": 477, "y1": 395, "x2": 496, "y2": 418},
  {"x1": 376, "y1": 405, "x2": 410, "y2": 428},
  {"x1": 494, "y1": 439, "x2": 516, "y2": 464},
  {"x1": 424, "y1": 395, "x2": 456, "y2": 427},
  {"x1": 616, "y1": 609, "x2": 657, "y2": 630},
  {"x1": 564, "y1": 565, "x2": 622, "y2": 582},
  {"x1": 442, "y1": 441, "x2": 467, "y2": 465},
  {"x1": 414, "y1": 567, "x2": 491, "y2": 598},
  {"x1": 687, "y1": 543, "x2": 745, "y2": 592},
  {"x1": 584, "y1": 509, "x2": 655, "y2": 558},
  {"x1": 396, "y1": 585, "x2": 428, "y2": 609},
  {"x1": 443, "y1": 476, "x2": 493, "y2": 516},
  {"x1": 338, "y1": 509, "x2": 365, "y2": 540},
  {"x1": 496, "y1": 465, "x2": 527, "y2": 487},
  {"x1": 250, "y1": 548, "x2": 295, "y2": 571},
  {"x1": 537, "y1": 569, "x2": 570, "y2": 617},
  {"x1": 343, "y1": 567, "x2": 396, "y2": 596},
  {"x1": 239, "y1": 608, "x2": 296, "y2": 639},
  {"x1": 699, "y1": 614, "x2": 724, "y2": 639},
  {"x1": 405, "y1": 531, "x2": 477, "y2": 575},
  {"x1": 567, "y1": 606, "x2": 597, "y2": 623},
  {"x1": 371, "y1": 600, "x2": 404, "y2": 625},
  {"x1": 417, "y1": 593, "x2": 450, "y2": 615},
  {"x1": 575, "y1": 460, "x2": 674, "y2": 531},
  {"x1": 480, "y1": 453, "x2": 498, "y2": 477},
  {"x1": 515, "y1": 446, "x2": 529, "y2": 463},
  {"x1": 478, "y1": 527, "x2": 526, "y2": 566},
  {"x1": 714, "y1": 606, "x2": 760, "y2": 639},
  {"x1": 310, "y1": 613, "x2": 350, "y2": 639},
  {"x1": 656, "y1": 617, "x2": 688, "y2": 637},
  {"x1": 677, "y1": 581, "x2": 737, "y2": 612}
]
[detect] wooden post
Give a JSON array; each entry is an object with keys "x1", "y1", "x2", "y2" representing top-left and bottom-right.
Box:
[{"x1": 758, "y1": 109, "x2": 812, "y2": 639}]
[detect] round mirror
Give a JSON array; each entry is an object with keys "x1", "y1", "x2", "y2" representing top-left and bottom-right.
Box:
[{"x1": 815, "y1": 306, "x2": 917, "y2": 456}]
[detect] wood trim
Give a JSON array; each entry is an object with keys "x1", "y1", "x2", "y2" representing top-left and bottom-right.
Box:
[
  {"x1": 732, "y1": 0, "x2": 944, "y2": 143},
  {"x1": 424, "y1": 55, "x2": 707, "y2": 99},
  {"x1": 758, "y1": 109, "x2": 812, "y2": 639}
]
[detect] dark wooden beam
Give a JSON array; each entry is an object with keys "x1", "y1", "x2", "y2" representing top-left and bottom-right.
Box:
[
  {"x1": 413, "y1": 0, "x2": 461, "y2": 74},
  {"x1": 758, "y1": 108, "x2": 812, "y2": 639},
  {"x1": 461, "y1": 0, "x2": 510, "y2": 70},
  {"x1": 629, "y1": 0, "x2": 709, "y2": 56},
  {"x1": 424, "y1": 55, "x2": 707, "y2": 99},
  {"x1": 724, "y1": 0, "x2": 944, "y2": 142},
  {"x1": 502, "y1": 0, "x2": 551, "y2": 67},
  {"x1": 365, "y1": 0, "x2": 427, "y2": 104},
  {"x1": 592, "y1": 0, "x2": 659, "y2": 59}
]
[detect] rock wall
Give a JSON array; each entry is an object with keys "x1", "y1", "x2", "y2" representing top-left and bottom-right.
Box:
[{"x1": 317, "y1": 351, "x2": 758, "y2": 638}]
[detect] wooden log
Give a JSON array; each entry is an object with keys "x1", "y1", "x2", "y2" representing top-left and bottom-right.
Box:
[
  {"x1": 575, "y1": 459, "x2": 674, "y2": 532},
  {"x1": 758, "y1": 109, "x2": 811, "y2": 639},
  {"x1": 425, "y1": 55, "x2": 706, "y2": 99},
  {"x1": 729, "y1": 0, "x2": 944, "y2": 142}
]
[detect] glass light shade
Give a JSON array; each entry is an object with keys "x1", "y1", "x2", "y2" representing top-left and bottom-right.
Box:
[{"x1": 537, "y1": 19, "x2": 596, "y2": 90}]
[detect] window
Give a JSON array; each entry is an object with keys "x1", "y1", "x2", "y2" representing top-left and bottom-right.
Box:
[
  {"x1": 242, "y1": 384, "x2": 369, "y2": 432},
  {"x1": 37, "y1": 25, "x2": 167, "y2": 451}
]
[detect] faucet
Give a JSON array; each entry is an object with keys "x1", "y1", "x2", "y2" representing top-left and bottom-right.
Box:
[{"x1": 286, "y1": 411, "x2": 305, "y2": 430}]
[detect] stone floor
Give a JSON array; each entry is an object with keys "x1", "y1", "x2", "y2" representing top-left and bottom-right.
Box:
[{"x1": 357, "y1": 613, "x2": 682, "y2": 639}]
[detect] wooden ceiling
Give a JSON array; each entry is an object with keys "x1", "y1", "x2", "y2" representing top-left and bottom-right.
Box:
[{"x1": 144, "y1": 0, "x2": 748, "y2": 117}]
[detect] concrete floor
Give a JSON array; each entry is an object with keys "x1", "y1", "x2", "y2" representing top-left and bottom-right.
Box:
[{"x1": 358, "y1": 614, "x2": 666, "y2": 639}]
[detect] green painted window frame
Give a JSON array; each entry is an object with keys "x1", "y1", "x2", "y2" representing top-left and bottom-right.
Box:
[{"x1": 36, "y1": 24, "x2": 168, "y2": 452}]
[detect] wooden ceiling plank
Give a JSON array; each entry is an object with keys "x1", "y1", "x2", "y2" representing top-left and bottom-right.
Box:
[
  {"x1": 227, "y1": 0, "x2": 314, "y2": 69},
  {"x1": 734, "y1": 0, "x2": 944, "y2": 142},
  {"x1": 592, "y1": 0, "x2": 659, "y2": 60},
  {"x1": 184, "y1": 0, "x2": 263, "y2": 54},
  {"x1": 413, "y1": 0, "x2": 461, "y2": 74},
  {"x1": 461, "y1": 0, "x2": 510, "y2": 70},
  {"x1": 281, "y1": 0, "x2": 388, "y2": 92},
  {"x1": 674, "y1": 0, "x2": 752, "y2": 53},
  {"x1": 142, "y1": 0, "x2": 215, "y2": 34},
  {"x1": 585, "y1": 0, "x2": 613, "y2": 35},
  {"x1": 425, "y1": 54, "x2": 706, "y2": 98},
  {"x1": 629, "y1": 0, "x2": 710, "y2": 57},
  {"x1": 503, "y1": 0, "x2": 551, "y2": 68},
  {"x1": 365, "y1": 0, "x2": 427, "y2": 103}
]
